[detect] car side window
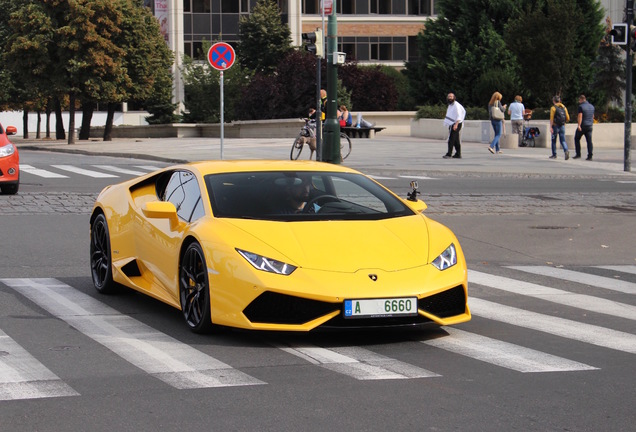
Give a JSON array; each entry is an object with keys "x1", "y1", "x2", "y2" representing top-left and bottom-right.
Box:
[{"x1": 163, "y1": 170, "x2": 204, "y2": 222}]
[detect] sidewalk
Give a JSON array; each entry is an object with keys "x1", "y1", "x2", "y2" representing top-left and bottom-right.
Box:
[{"x1": 13, "y1": 135, "x2": 634, "y2": 178}]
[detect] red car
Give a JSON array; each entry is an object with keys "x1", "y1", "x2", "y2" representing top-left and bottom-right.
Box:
[{"x1": 0, "y1": 123, "x2": 19, "y2": 195}]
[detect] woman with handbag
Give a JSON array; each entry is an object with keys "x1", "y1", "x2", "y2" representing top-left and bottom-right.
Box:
[{"x1": 488, "y1": 91, "x2": 507, "y2": 154}]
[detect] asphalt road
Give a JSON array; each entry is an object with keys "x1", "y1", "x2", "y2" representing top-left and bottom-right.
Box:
[{"x1": 0, "y1": 148, "x2": 635, "y2": 432}]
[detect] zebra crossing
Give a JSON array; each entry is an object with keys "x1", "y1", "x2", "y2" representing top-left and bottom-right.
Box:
[
  {"x1": 19, "y1": 164, "x2": 437, "y2": 182},
  {"x1": 20, "y1": 164, "x2": 163, "y2": 179},
  {"x1": 0, "y1": 265, "x2": 634, "y2": 400}
]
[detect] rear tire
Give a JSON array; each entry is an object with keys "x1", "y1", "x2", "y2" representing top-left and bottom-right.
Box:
[
  {"x1": 290, "y1": 135, "x2": 304, "y2": 160},
  {"x1": 339, "y1": 133, "x2": 352, "y2": 160}
]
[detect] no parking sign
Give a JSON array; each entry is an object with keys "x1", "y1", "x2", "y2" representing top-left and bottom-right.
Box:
[{"x1": 207, "y1": 42, "x2": 235, "y2": 71}]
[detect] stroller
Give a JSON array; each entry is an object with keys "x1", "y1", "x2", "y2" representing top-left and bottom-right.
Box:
[{"x1": 520, "y1": 109, "x2": 540, "y2": 147}]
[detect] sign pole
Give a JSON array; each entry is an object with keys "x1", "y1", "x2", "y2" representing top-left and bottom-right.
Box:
[
  {"x1": 626, "y1": 0, "x2": 633, "y2": 172},
  {"x1": 220, "y1": 70, "x2": 224, "y2": 160}
]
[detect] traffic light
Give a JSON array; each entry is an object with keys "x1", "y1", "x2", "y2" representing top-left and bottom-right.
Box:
[
  {"x1": 302, "y1": 29, "x2": 323, "y2": 57},
  {"x1": 610, "y1": 23, "x2": 627, "y2": 45}
]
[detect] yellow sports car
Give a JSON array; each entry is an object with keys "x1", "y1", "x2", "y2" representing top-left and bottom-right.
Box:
[{"x1": 90, "y1": 160, "x2": 470, "y2": 333}]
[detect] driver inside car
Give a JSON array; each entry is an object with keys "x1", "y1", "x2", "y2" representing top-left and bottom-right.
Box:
[{"x1": 276, "y1": 176, "x2": 313, "y2": 214}]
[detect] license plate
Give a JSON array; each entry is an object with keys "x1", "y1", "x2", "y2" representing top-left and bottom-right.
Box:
[{"x1": 344, "y1": 297, "x2": 418, "y2": 319}]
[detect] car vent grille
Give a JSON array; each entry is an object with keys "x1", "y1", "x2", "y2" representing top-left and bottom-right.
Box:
[
  {"x1": 418, "y1": 285, "x2": 466, "y2": 318},
  {"x1": 322, "y1": 314, "x2": 433, "y2": 329},
  {"x1": 121, "y1": 260, "x2": 142, "y2": 277},
  {"x1": 243, "y1": 291, "x2": 339, "y2": 325}
]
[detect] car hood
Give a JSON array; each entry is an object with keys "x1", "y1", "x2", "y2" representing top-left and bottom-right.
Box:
[{"x1": 224, "y1": 215, "x2": 430, "y2": 272}]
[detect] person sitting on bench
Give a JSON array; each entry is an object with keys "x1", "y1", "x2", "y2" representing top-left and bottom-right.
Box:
[{"x1": 355, "y1": 112, "x2": 375, "y2": 128}]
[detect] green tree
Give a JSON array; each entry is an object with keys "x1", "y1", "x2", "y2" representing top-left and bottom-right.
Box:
[
  {"x1": 237, "y1": 0, "x2": 293, "y2": 74},
  {"x1": 505, "y1": 0, "x2": 603, "y2": 107},
  {"x1": 590, "y1": 27, "x2": 625, "y2": 114},
  {"x1": 404, "y1": 0, "x2": 520, "y2": 107}
]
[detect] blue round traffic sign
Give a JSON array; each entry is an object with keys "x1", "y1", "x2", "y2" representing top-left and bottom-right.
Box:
[{"x1": 208, "y1": 42, "x2": 236, "y2": 71}]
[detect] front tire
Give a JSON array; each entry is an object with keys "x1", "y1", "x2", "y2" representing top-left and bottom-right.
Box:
[
  {"x1": 290, "y1": 135, "x2": 304, "y2": 160},
  {"x1": 179, "y1": 242, "x2": 213, "y2": 333},
  {"x1": 90, "y1": 213, "x2": 118, "y2": 294}
]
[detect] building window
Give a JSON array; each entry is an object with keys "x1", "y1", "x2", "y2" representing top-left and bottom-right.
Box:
[
  {"x1": 303, "y1": 0, "x2": 319, "y2": 14},
  {"x1": 221, "y1": 0, "x2": 248, "y2": 13},
  {"x1": 337, "y1": 0, "x2": 355, "y2": 14},
  {"x1": 338, "y1": 36, "x2": 407, "y2": 62},
  {"x1": 370, "y1": 0, "x2": 391, "y2": 14},
  {"x1": 408, "y1": 0, "x2": 431, "y2": 15},
  {"x1": 192, "y1": 0, "x2": 211, "y2": 13}
]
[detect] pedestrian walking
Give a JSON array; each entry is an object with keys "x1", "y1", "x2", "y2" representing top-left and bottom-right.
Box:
[
  {"x1": 508, "y1": 95, "x2": 525, "y2": 147},
  {"x1": 549, "y1": 95, "x2": 570, "y2": 160},
  {"x1": 443, "y1": 93, "x2": 466, "y2": 159},
  {"x1": 574, "y1": 94, "x2": 594, "y2": 160},
  {"x1": 488, "y1": 92, "x2": 507, "y2": 154}
]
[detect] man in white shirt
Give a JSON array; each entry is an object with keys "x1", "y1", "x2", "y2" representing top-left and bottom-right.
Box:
[
  {"x1": 443, "y1": 93, "x2": 466, "y2": 159},
  {"x1": 507, "y1": 95, "x2": 525, "y2": 147}
]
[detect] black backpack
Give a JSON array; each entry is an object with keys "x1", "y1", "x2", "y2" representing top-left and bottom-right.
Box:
[{"x1": 554, "y1": 106, "x2": 566, "y2": 126}]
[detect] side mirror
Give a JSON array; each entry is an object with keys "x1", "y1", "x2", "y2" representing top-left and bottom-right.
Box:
[
  {"x1": 406, "y1": 199, "x2": 427, "y2": 213},
  {"x1": 5, "y1": 126, "x2": 17, "y2": 136},
  {"x1": 143, "y1": 201, "x2": 179, "y2": 228}
]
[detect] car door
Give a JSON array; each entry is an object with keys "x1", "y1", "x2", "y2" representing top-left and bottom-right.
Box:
[{"x1": 136, "y1": 169, "x2": 205, "y2": 304}]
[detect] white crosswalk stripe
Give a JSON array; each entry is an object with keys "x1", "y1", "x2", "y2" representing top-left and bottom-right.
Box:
[
  {"x1": 20, "y1": 164, "x2": 68, "y2": 178},
  {"x1": 51, "y1": 165, "x2": 118, "y2": 178},
  {"x1": 507, "y1": 265, "x2": 636, "y2": 294},
  {"x1": 91, "y1": 165, "x2": 147, "y2": 175},
  {"x1": 275, "y1": 343, "x2": 439, "y2": 380},
  {"x1": 0, "y1": 278, "x2": 265, "y2": 389},
  {"x1": 422, "y1": 327, "x2": 597, "y2": 372},
  {"x1": 469, "y1": 297, "x2": 636, "y2": 354},
  {"x1": 398, "y1": 175, "x2": 438, "y2": 180},
  {"x1": 468, "y1": 270, "x2": 636, "y2": 320},
  {"x1": 134, "y1": 165, "x2": 163, "y2": 171},
  {"x1": 595, "y1": 265, "x2": 636, "y2": 276},
  {"x1": 0, "y1": 329, "x2": 79, "y2": 401}
]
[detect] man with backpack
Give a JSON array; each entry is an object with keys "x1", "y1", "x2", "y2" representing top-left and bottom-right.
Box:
[{"x1": 549, "y1": 95, "x2": 570, "y2": 160}]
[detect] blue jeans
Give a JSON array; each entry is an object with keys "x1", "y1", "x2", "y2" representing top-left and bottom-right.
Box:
[
  {"x1": 490, "y1": 120, "x2": 502, "y2": 151},
  {"x1": 551, "y1": 125, "x2": 568, "y2": 155}
]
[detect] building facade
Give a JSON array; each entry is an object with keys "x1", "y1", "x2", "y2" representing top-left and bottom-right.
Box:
[{"x1": 148, "y1": 0, "x2": 619, "y2": 110}]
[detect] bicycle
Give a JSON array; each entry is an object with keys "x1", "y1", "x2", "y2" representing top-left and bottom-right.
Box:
[{"x1": 290, "y1": 118, "x2": 352, "y2": 161}]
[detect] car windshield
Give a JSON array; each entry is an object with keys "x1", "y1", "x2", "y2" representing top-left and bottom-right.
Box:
[{"x1": 204, "y1": 171, "x2": 415, "y2": 221}]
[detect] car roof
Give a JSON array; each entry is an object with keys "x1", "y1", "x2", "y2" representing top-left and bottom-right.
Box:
[{"x1": 185, "y1": 160, "x2": 360, "y2": 176}]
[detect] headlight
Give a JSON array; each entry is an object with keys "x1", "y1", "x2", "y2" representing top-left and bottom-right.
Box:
[
  {"x1": 0, "y1": 143, "x2": 15, "y2": 157},
  {"x1": 237, "y1": 249, "x2": 297, "y2": 275},
  {"x1": 432, "y1": 243, "x2": 457, "y2": 270}
]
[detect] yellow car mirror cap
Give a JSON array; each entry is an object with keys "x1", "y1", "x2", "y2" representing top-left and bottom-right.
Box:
[
  {"x1": 405, "y1": 198, "x2": 427, "y2": 213},
  {"x1": 143, "y1": 201, "x2": 178, "y2": 221}
]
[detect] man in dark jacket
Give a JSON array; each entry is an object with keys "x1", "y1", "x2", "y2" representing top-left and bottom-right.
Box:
[{"x1": 573, "y1": 94, "x2": 595, "y2": 161}]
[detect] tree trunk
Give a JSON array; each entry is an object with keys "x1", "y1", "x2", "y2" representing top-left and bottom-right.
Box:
[
  {"x1": 45, "y1": 102, "x2": 51, "y2": 139},
  {"x1": 68, "y1": 93, "x2": 76, "y2": 145},
  {"x1": 22, "y1": 109, "x2": 29, "y2": 139},
  {"x1": 36, "y1": 112, "x2": 41, "y2": 139},
  {"x1": 55, "y1": 98, "x2": 66, "y2": 140},
  {"x1": 103, "y1": 102, "x2": 116, "y2": 141},
  {"x1": 79, "y1": 100, "x2": 95, "y2": 140}
]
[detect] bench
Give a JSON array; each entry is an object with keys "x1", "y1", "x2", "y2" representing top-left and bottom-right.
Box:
[{"x1": 341, "y1": 126, "x2": 385, "y2": 138}]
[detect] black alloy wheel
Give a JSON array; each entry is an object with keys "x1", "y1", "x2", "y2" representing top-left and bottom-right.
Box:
[
  {"x1": 179, "y1": 242, "x2": 213, "y2": 333},
  {"x1": 90, "y1": 213, "x2": 117, "y2": 294}
]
